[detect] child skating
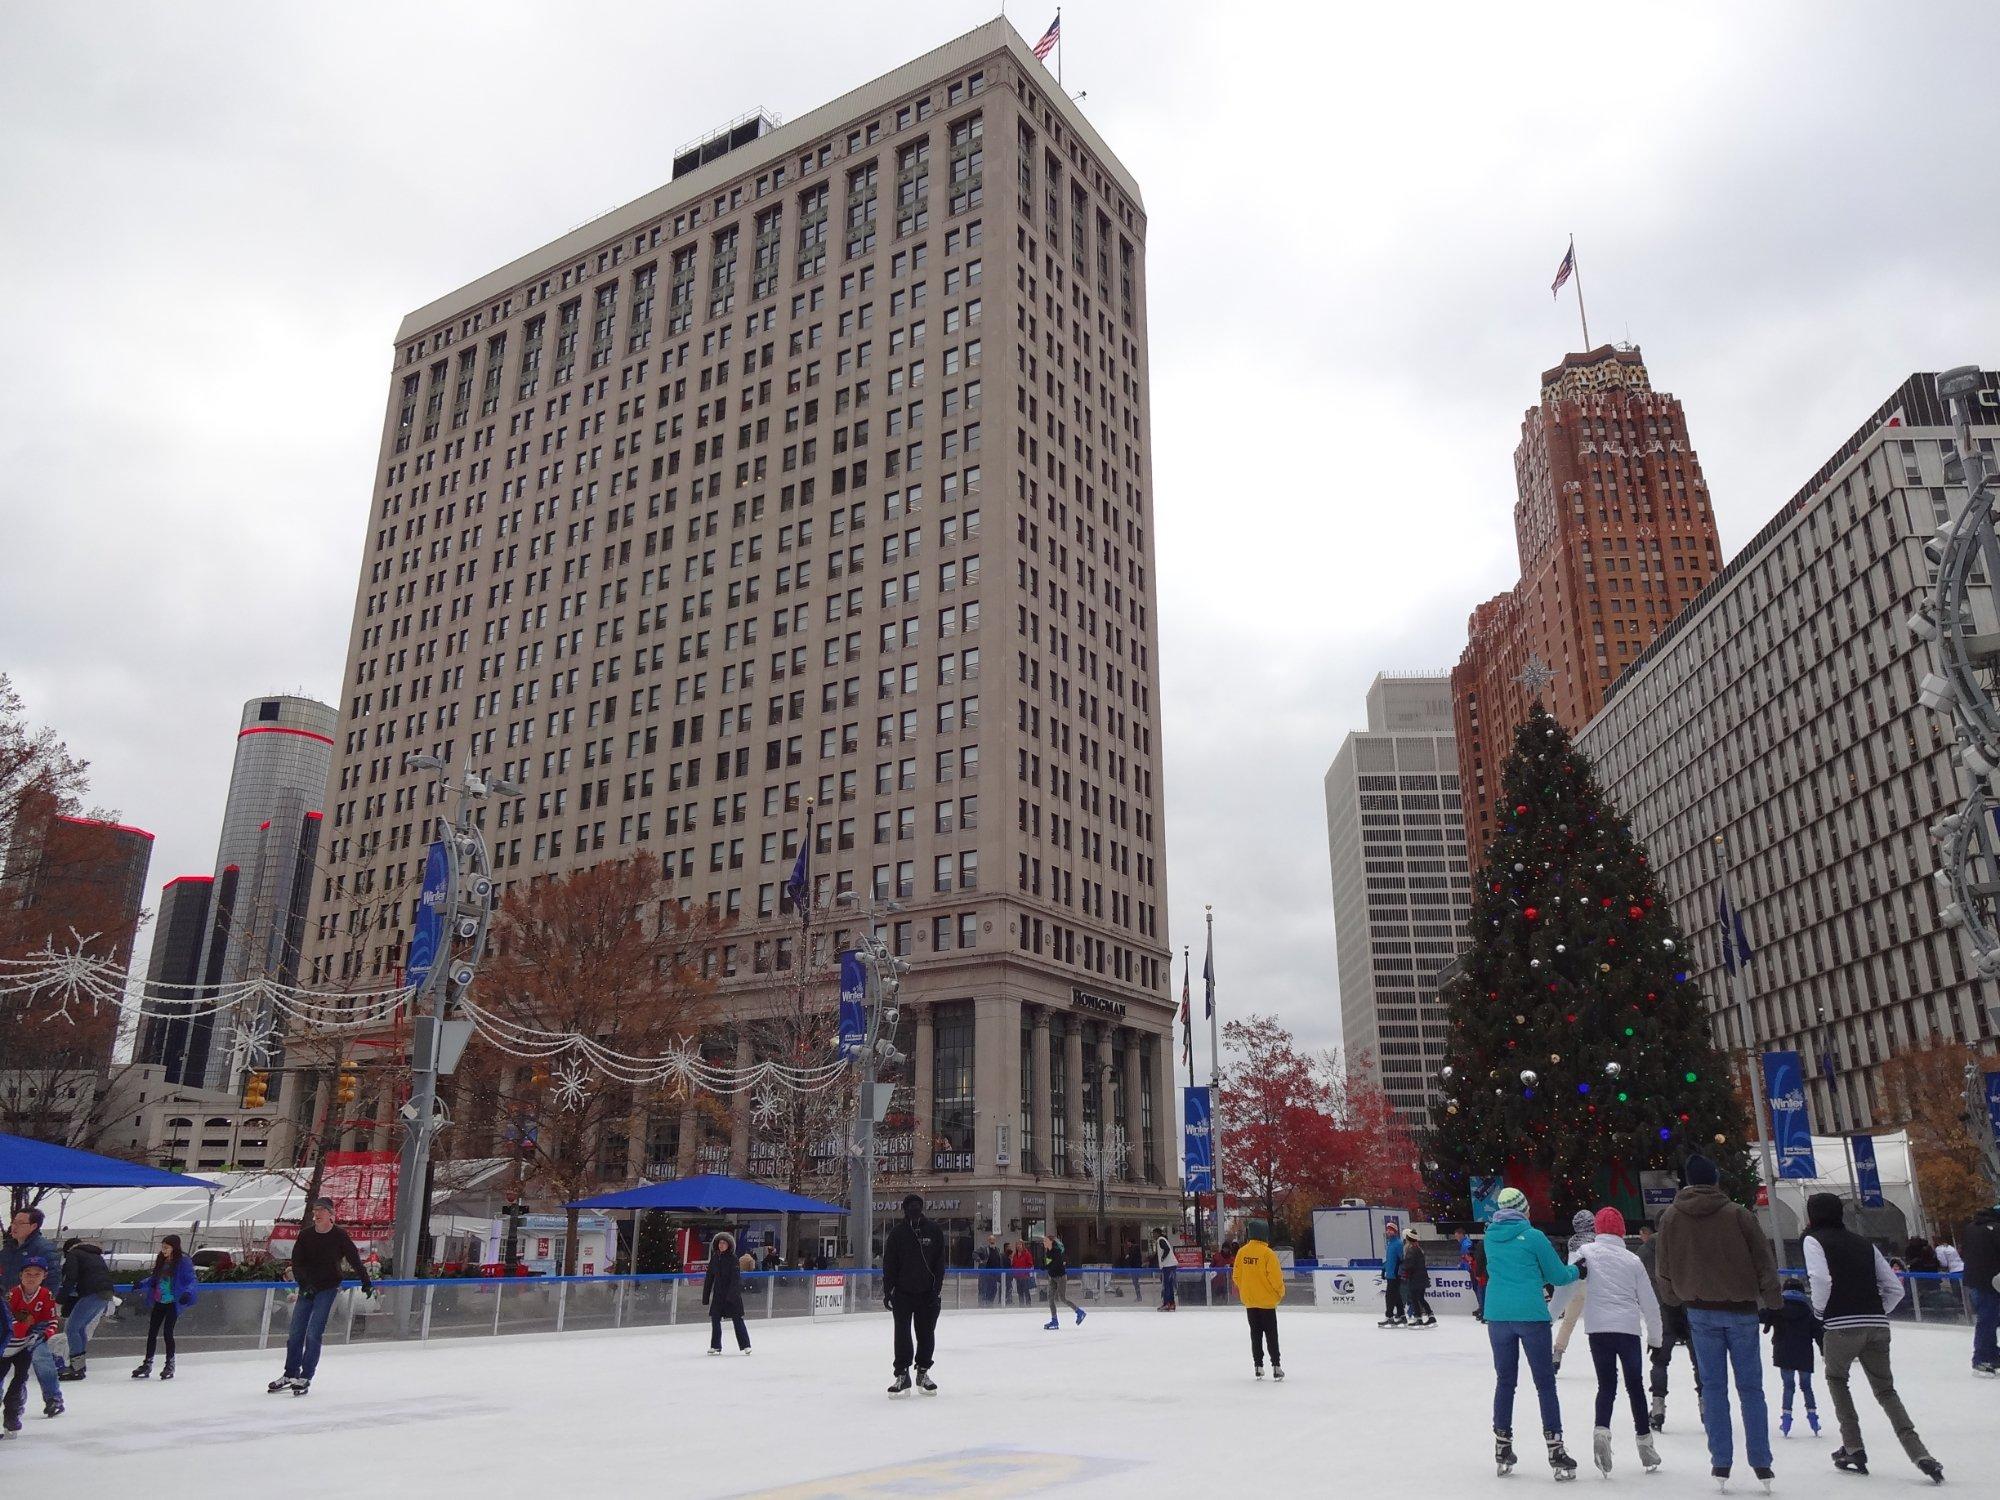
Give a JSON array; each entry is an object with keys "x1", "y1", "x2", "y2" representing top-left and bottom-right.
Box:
[
  {"x1": 1570, "y1": 1207, "x2": 1663, "y2": 1477},
  {"x1": 1768, "y1": 1278, "x2": 1821, "y2": 1438},
  {"x1": 2, "y1": 1256, "x2": 59, "y2": 1435}
]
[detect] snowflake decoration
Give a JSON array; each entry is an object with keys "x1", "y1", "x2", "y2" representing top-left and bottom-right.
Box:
[
  {"x1": 23, "y1": 933, "x2": 108, "y2": 1024},
  {"x1": 228, "y1": 1009, "x2": 280, "y2": 1072},
  {"x1": 751, "y1": 1082, "x2": 785, "y2": 1132},
  {"x1": 550, "y1": 1058, "x2": 591, "y2": 1113},
  {"x1": 1515, "y1": 655, "x2": 1560, "y2": 695}
]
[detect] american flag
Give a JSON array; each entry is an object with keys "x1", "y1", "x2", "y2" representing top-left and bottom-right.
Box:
[
  {"x1": 1033, "y1": 14, "x2": 1060, "y2": 60},
  {"x1": 1179, "y1": 955, "x2": 1191, "y2": 1066},
  {"x1": 1550, "y1": 241, "x2": 1576, "y2": 298}
]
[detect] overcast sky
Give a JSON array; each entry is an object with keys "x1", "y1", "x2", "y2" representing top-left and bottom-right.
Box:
[{"x1": 5, "y1": 2, "x2": 1998, "y2": 1062}]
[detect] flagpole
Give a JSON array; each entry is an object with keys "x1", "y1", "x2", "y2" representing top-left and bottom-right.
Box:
[
  {"x1": 1182, "y1": 944, "x2": 1203, "y2": 1259},
  {"x1": 1206, "y1": 905, "x2": 1224, "y2": 1250},
  {"x1": 1056, "y1": 6, "x2": 1063, "y2": 89},
  {"x1": 1569, "y1": 234, "x2": 1592, "y2": 350},
  {"x1": 1716, "y1": 832, "x2": 1783, "y2": 1267}
]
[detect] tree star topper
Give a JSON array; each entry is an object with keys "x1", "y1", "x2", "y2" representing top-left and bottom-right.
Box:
[{"x1": 1516, "y1": 655, "x2": 1560, "y2": 695}]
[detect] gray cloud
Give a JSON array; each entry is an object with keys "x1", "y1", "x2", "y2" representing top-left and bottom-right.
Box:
[{"x1": 3, "y1": 2, "x2": 1996, "y2": 1061}]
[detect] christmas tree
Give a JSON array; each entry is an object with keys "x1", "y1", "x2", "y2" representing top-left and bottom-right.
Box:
[{"x1": 1423, "y1": 703, "x2": 1756, "y2": 1223}]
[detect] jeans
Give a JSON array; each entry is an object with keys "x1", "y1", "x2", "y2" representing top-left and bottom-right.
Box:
[
  {"x1": 64, "y1": 1293, "x2": 110, "y2": 1360},
  {"x1": 284, "y1": 1288, "x2": 340, "y2": 1381},
  {"x1": 29, "y1": 1340, "x2": 60, "y2": 1400},
  {"x1": 1590, "y1": 1331, "x2": 1648, "y2": 1435},
  {"x1": 978, "y1": 1270, "x2": 996, "y2": 1305},
  {"x1": 1161, "y1": 1266, "x2": 1177, "y2": 1307},
  {"x1": 710, "y1": 1311, "x2": 750, "y2": 1351},
  {"x1": 1406, "y1": 1283, "x2": 1432, "y2": 1321},
  {"x1": 1779, "y1": 1367, "x2": 1816, "y2": 1411},
  {"x1": 1686, "y1": 1307, "x2": 1771, "y2": 1470},
  {"x1": 1970, "y1": 1285, "x2": 1999, "y2": 1368},
  {"x1": 1490, "y1": 1320, "x2": 1563, "y2": 1435},
  {"x1": 1247, "y1": 1306, "x2": 1281, "y2": 1366},
  {"x1": 891, "y1": 1298, "x2": 939, "y2": 1374},
  {"x1": 1823, "y1": 1325, "x2": 1931, "y2": 1463}
]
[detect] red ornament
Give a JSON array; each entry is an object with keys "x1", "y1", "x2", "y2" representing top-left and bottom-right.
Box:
[
  {"x1": 1524, "y1": 907, "x2": 1540, "y2": 922},
  {"x1": 1601, "y1": 897, "x2": 1613, "y2": 908},
  {"x1": 1628, "y1": 905, "x2": 1644, "y2": 919},
  {"x1": 1516, "y1": 804, "x2": 1529, "y2": 816}
]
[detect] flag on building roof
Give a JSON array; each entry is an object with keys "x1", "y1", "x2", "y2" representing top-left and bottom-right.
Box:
[
  {"x1": 1551, "y1": 240, "x2": 1576, "y2": 298},
  {"x1": 1717, "y1": 888, "x2": 1755, "y2": 975},
  {"x1": 1032, "y1": 14, "x2": 1061, "y2": 60}
]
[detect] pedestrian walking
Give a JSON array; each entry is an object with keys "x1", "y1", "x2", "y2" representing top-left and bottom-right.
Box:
[
  {"x1": 1232, "y1": 1219, "x2": 1286, "y2": 1380},
  {"x1": 882, "y1": 1193, "x2": 945, "y2": 1395},
  {"x1": 702, "y1": 1232, "x2": 751, "y2": 1355},
  {"x1": 131, "y1": 1235, "x2": 199, "y2": 1382},
  {"x1": 1957, "y1": 1202, "x2": 1999, "y2": 1376},
  {"x1": 1551, "y1": 1209, "x2": 1596, "y2": 1372},
  {"x1": 1482, "y1": 1186, "x2": 1582, "y2": 1480},
  {"x1": 2, "y1": 1255, "x2": 59, "y2": 1436},
  {"x1": 1378, "y1": 1221, "x2": 1407, "y2": 1328},
  {"x1": 1403, "y1": 1230, "x2": 1434, "y2": 1326},
  {"x1": 1654, "y1": 1153, "x2": 1781, "y2": 1490},
  {"x1": 1041, "y1": 1233, "x2": 1084, "y2": 1329},
  {"x1": 1804, "y1": 1193, "x2": 1944, "y2": 1482},
  {"x1": 1767, "y1": 1277, "x2": 1820, "y2": 1438},
  {"x1": 1636, "y1": 1220, "x2": 1703, "y2": 1432},
  {"x1": 56, "y1": 1238, "x2": 114, "y2": 1383},
  {"x1": 1155, "y1": 1230, "x2": 1179, "y2": 1310},
  {"x1": 267, "y1": 1197, "x2": 372, "y2": 1395},
  {"x1": 1572, "y1": 1207, "x2": 1663, "y2": 1477},
  {"x1": 1, "y1": 1207, "x2": 63, "y2": 1414}
]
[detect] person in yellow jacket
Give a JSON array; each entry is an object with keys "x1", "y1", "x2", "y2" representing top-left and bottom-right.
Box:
[{"x1": 1231, "y1": 1218, "x2": 1288, "y2": 1380}]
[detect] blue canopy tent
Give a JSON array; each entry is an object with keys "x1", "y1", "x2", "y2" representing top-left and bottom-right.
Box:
[
  {"x1": 568, "y1": 1174, "x2": 846, "y2": 1271},
  {"x1": 0, "y1": 1133, "x2": 217, "y2": 1191}
]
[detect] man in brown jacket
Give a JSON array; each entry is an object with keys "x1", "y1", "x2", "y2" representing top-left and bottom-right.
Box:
[{"x1": 1655, "y1": 1154, "x2": 1782, "y2": 1488}]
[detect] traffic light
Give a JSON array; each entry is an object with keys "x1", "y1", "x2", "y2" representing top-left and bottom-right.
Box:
[
  {"x1": 337, "y1": 1060, "x2": 360, "y2": 1105},
  {"x1": 530, "y1": 1065, "x2": 550, "y2": 1089},
  {"x1": 242, "y1": 1071, "x2": 268, "y2": 1109}
]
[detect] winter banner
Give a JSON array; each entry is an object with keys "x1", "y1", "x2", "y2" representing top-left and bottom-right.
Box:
[
  {"x1": 1986, "y1": 1070, "x2": 2000, "y2": 1147},
  {"x1": 1761, "y1": 1050, "x2": 1816, "y2": 1178},
  {"x1": 1183, "y1": 1086, "x2": 1213, "y2": 1192},
  {"x1": 405, "y1": 839, "x2": 449, "y2": 991},
  {"x1": 837, "y1": 950, "x2": 867, "y2": 1056},
  {"x1": 1850, "y1": 1133, "x2": 1885, "y2": 1207}
]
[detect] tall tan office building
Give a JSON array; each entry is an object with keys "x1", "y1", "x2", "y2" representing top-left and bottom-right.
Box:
[{"x1": 305, "y1": 20, "x2": 1175, "y2": 1256}]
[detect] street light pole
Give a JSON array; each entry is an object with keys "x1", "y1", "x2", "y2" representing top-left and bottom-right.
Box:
[
  {"x1": 843, "y1": 893, "x2": 905, "y2": 1269},
  {"x1": 1714, "y1": 833, "x2": 1785, "y2": 1268}
]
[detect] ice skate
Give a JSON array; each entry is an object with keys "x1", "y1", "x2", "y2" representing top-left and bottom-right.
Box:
[
  {"x1": 267, "y1": 1375, "x2": 297, "y2": 1393},
  {"x1": 1753, "y1": 1465, "x2": 1774, "y2": 1492},
  {"x1": 58, "y1": 1353, "x2": 86, "y2": 1382},
  {"x1": 1806, "y1": 1411, "x2": 1820, "y2": 1436},
  {"x1": 160, "y1": 1357, "x2": 175, "y2": 1381},
  {"x1": 1546, "y1": 1431, "x2": 1578, "y2": 1482},
  {"x1": 1637, "y1": 1433, "x2": 1661, "y2": 1473},
  {"x1": 1712, "y1": 1465, "x2": 1731, "y2": 1491},
  {"x1": 1073, "y1": 1306, "x2": 1085, "y2": 1325},
  {"x1": 1272, "y1": 1363, "x2": 1284, "y2": 1380},
  {"x1": 1649, "y1": 1394, "x2": 1666, "y2": 1432},
  {"x1": 131, "y1": 1358, "x2": 152, "y2": 1379},
  {"x1": 1973, "y1": 1361, "x2": 1998, "y2": 1377},
  {"x1": 915, "y1": 1369, "x2": 936, "y2": 1395},
  {"x1": 1495, "y1": 1426, "x2": 1518, "y2": 1476},
  {"x1": 1253, "y1": 1363, "x2": 1264, "y2": 1379},
  {"x1": 1377, "y1": 1317, "x2": 1406, "y2": 1328},
  {"x1": 1780, "y1": 1411, "x2": 1792, "y2": 1437},
  {"x1": 289, "y1": 1379, "x2": 310, "y2": 1397},
  {"x1": 3, "y1": 1412, "x2": 21, "y2": 1435},
  {"x1": 1916, "y1": 1458, "x2": 1943, "y2": 1485},
  {"x1": 1592, "y1": 1427, "x2": 1613, "y2": 1476},
  {"x1": 1043, "y1": 1317, "x2": 1059, "y2": 1330},
  {"x1": 1832, "y1": 1448, "x2": 1868, "y2": 1475},
  {"x1": 42, "y1": 1395, "x2": 63, "y2": 1418},
  {"x1": 886, "y1": 1372, "x2": 911, "y2": 1397}
]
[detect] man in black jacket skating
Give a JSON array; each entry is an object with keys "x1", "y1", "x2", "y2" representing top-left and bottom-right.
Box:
[
  {"x1": 881, "y1": 1193, "x2": 945, "y2": 1396},
  {"x1": 268, "y1": 1198, "x2": 373, "y2": 1396}
]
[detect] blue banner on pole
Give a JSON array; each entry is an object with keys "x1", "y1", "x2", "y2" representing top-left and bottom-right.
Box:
[
  {"x1": 1850, "y1": 1133, "x2": 1884, "y2": 1207},
  {"x1": 1986, "y1": 1071, "x2": 2000, "y2": 1149},
  {"x1": 1183, "y1": 1086, "x2": 1213, "y2": 1192},
  {"x1": 405, "y1": 840, "x2": 450, "y2": 991},
  {"x1": 837, "y1": 950, "x2": 867, "y2": 1058},
  {"x1": 1762, "y1": 1050, "x2": 1816, "y2": 1179},
  {"x1": 1470, "y1": 1175, "x2": 1504, "y2": 1223}
]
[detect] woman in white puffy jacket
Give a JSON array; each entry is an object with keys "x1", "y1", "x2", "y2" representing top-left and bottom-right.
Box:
[{"x1": 1572, "y1": 1207, "x2": 1664, "y2": 1475}]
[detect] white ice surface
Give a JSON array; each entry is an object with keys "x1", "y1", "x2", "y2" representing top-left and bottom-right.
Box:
[{"x1": 16, "y1": 1307, "x2": 1994, "y2": 1497}]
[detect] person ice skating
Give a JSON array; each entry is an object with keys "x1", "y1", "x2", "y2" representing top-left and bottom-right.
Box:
[
  {"x1": 131, "y1": 1235, "x2": 198, "y2": 1383},
  {"x1": 881, "y1": 1193, "x2": 945, "y2": 1395},
  {"x1": 1804, "y1": 1193, "x2": 1944, "y2": 1483},
  {"x1": 1551, "y1": 1209, "x2": 1597, "y2": 1372},
  {"x1": 977, "y1": 1233, "x2": 1001, "y2": 1306},
  {"x1": 702, "y1": 1232, "x2": 751, "y2": 1355},
  {"x1": 1636, "y1": 1220, "x2": 1703, "y2": 1432},
  {"x1": 1958, "y1": 1203, "x2": 1999, "y2": 1376},
  {"x1": 3, "y1": 1255, "x2": 59, "y2": 1433},
  {"x1": 1767, "y1": 1277, "x2": 1820, "y2": 1438},
  {"x1": 1156, "y1": 1230, "x2": 1179, "y2": 1310},
  {"x1": 1232, "y1": 1219, "x2": 1286, "y2": 1379},
  {"x1": 1655, "y1": 1153, "x2": 1780, "y2": 1490},
  {"x1": 57, "y1": 1238, "x2": 114, "y2": 1382},
  {"x1": 1571, "y1": 1207, "x2": 1663, "y2": 1477},
  {"x1": 1933, "y1": 1237, "x2": 1962, "y2": 1276},
  {"x1": 1402, "y1": 1229, "x2": 1434, "y2": 1326},
  {"x1": 1462, "y1": 1232, "x2": 1488, "y2": 1322},
  {"x1": 2, "y1": 1207, "x2": 64, "y2": 1413},
  {"x1": 1041, "y1": 1233, "x2": 1083, "y2": 1328},
  {"x1": 1482, "y1": 1186, "x2": 1582, "y2": 1480},
  {"x1": 268, "y1": 1197, "x2": 372, "y2": 1395},
  {"x1": 1379, "y1": 1221, "x2": 1407, "y2": 1328}
]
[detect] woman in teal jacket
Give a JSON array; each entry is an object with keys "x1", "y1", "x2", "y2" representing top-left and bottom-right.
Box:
[{"x1": 1483, "y1": 1187, "x2": 1582, "y2": 1478}]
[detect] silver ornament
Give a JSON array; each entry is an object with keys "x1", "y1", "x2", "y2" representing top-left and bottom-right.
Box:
[
  {"x1": 1441, "y1": 1065, "x2": 1455, "y2": 1081},
  {"x1": 1519, "y1": 1069, "x2": 1539, "y2": 1087},
  {"x1": 1661, "y1": 939, "x2": 1676, "y2": 952},
  {"x1": 1604, "y1": 1061, "x2": 1623, "y2": 1078}
]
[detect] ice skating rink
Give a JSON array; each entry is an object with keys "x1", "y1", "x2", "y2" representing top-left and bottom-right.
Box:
[{"x1": 16, "y1": 1308, "x2": 1991, "y2": 1497}]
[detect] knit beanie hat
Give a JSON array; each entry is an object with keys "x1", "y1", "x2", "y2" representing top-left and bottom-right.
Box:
[
  {"x1": 1495, "y1": 1186, "x2": 1528, "y2": 1212},
  {"x1": 1594, "y1": 1206, "x2": 1626, "y2": 1236},
  {"x1": 1571, "y1": 1209, "x2": 1596, "y2": 1233},
  {"x1": 1683, "y1": 1153, "x2": 1720, "y2": 1186}
]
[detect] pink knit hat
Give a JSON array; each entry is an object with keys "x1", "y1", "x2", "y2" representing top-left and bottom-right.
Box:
[{"x1": 1594, "y1": 1206, "x2": 1626, "y2": 1236}]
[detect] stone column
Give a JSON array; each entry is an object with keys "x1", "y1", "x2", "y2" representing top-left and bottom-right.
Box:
[
  {"x1": 1121, "y1": 1029, "x2": 1144, "y2": 1182},
  {"x1": 676, "y1": 1101, "x2": 699, "y2": 1175},
  {"x1": 912, "y1": 1002, "x2": 935, "y2": 1175},
  {"x1": 1030, "y1": 1007, "x2": 1052, "y2": 1177},
  {"x1": 973, "y1": 995, "x2": 1014, "y2": 1177},
  {"x1": 729, "y1": 1034, "x2": 752, "y2": 1173},
  {"x1": 1063, "y1": 1020, "x2": 1085, "y2": 1178},
  {"x1": 1154, "y1": 1035, "x2": 1178, "y2": 1190}
]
